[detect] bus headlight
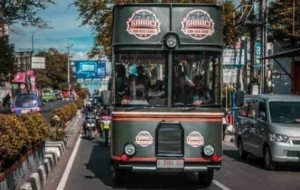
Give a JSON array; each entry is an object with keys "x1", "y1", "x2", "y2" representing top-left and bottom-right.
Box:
[
  {"x1": 203, "y1": 144, "x2": 215, "y2": 157},
  {"x1": 124, "y1": 143, "x2": 136, "y2": 156}
]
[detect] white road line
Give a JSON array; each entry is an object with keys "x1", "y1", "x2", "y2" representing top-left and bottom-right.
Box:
[
  {"x1": 56, "y1": 134, "x2": 82, "y2": 190},
  {"x1": 213, "y1": 179, "x2": 231, "y2": 190}
]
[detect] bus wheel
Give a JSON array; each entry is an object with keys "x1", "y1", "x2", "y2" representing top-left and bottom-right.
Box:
[
  {"x1": 113, "y1": 169, "x2": 127, "y2": 186},
  {"x1": 198, "y1": 169, "x2": 214, "y2": 187}
]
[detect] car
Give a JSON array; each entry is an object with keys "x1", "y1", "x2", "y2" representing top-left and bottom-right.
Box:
[
  {"x1": 41, "y1": 87, "x2": 56, "y2": 102},
  {"x1": 11, "y1": 93, "x2": 44, "y2": 115},
  {"x1": 235, "y1": 94, "x2": 300, "y2": 170}
]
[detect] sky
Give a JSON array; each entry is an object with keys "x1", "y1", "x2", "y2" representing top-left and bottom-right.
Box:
[{"x1": 9, "y1": 0, "x2": 94, "y2": 60}]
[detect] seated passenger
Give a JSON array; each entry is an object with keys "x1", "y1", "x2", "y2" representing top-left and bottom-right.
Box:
[
  {"x1": 115, "y1": 64, "x2": 128, "y2": 103},
  {"x1": 136, "y1": 65, "x2": 151, "y2": 98},
  {"x1": 191, "y1": 75, "x2": 210, "y2": 106},
  {"x1": 173, "y1": 62, "x2": 194, "y2": 104}
]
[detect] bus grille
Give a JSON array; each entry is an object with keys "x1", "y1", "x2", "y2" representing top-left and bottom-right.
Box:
[{"x1": 156, "y1": 123, "x2": 183, "y2": 157}]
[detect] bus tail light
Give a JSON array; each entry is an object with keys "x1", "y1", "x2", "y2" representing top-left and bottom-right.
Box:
[{"x1": 210, "y1": 154, "x2": 221, "y2": 162}]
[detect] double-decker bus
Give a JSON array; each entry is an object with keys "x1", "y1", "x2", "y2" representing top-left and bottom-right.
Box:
[{"x1": 106, "y1": 3, "x2": 228, "y2": 187}]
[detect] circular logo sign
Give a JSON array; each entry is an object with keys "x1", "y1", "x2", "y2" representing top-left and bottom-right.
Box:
[
  {"x1": 127, "y1": 9, "x2": 161, "y2": 40},
  {"x1": 20, "y1": 84, "x2": 26, "y2": 89},
  {"x1": 135, "y1": 131, "x2": 153, "y2": 147},
  {"x1": 187, "y1": 131, "x2": 204, "y2": 148},
  {"x1": 181, "y1": 9, "x2": 215, "y2": 40}
]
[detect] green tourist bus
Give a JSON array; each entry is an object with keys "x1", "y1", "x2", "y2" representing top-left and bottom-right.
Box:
[{"x1": 107, "y1": 3, "x2": 227, "y2": 187}]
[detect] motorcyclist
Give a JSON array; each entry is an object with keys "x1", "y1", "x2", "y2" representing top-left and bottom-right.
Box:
[
  {"x1": 100, "y1": 105, "x2": 111, "y2": 116},
  {"x1": 82, "y1": 103, "x2": 96, "y2": 136},
  {"x1": 2, "y1": 93, "x2": 11, "y2": 108},
  {"x1": 99, "y1": 105, "x2": 111, "y2": 145}
]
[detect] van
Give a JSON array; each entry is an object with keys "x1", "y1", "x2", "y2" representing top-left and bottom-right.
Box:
[
  {"x1": 235, "y1": 94, "x2": 300, "y2": 170},
  {"x1": 41, "y1": 87, "x2": 55, "y2": 102}
]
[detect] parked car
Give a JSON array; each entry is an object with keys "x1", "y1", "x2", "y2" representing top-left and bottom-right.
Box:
[
  {"x1": 235, "y1": 94, "x2": 300, "y2": 170},
  {"x1": 11, "y1": 93, "x2": 44, "y2": 115}
]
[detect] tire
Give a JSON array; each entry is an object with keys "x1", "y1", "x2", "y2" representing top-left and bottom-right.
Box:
[
  {"x1": 113, "y1": 169, "x2": 127, "y2": 186},
  {"x1": 104, "y1": 129, "x2": 109, "y2": 146},
  {"x1": 264, "y1": 146, "x2": 276, "y2": 170},
  {"x1": 238, "y1": 139, "x2": 248, "y2": 159},
  {"x1": 198, "y1": 169, "x2": 214, "y2": 187}
]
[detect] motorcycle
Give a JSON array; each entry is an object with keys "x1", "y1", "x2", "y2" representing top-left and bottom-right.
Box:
[
  {"x1": 100, "y1": 115, "x2": 111, "y2": 146},
  {"x1": 84, "y1": 112, "x2": 97, "y2": 139}
]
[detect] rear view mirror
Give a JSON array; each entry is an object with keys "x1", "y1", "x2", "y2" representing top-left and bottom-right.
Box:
[{"x1": 101, "y1": 90, "x2": 112, "y2": 106}]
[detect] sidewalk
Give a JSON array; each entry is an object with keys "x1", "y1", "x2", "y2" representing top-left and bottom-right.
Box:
[{"x1": 224, "y1": 133, "x2": 235, "y2": 145}]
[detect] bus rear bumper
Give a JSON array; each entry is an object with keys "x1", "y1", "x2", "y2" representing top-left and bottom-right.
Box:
[{"x1": 115, "y1": 162, "x2": 221, "y2": 172}]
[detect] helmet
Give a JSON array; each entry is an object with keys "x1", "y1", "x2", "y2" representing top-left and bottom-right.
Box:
[{"x1": 87, "y1": 105, "x2": 93, "y2": 111}]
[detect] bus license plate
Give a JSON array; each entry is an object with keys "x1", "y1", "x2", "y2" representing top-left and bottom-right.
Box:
[{"x1": 157, "y1": 159, "x2": 184, "y2": 169}]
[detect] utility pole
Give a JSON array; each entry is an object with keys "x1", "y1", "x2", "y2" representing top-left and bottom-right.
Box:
[
  {"x1": 260, "y1": 0, "x2": 268, "y2": 94},
  {"x1": 31, "y1": 32, "x2": 35, "y2": 53},
  {"x1": 66, "y1": 43, "x2": 73, "y2": 91}
]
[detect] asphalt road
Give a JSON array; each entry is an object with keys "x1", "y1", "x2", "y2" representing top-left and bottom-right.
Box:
[{"x1": 42, "y1": 116, "x2": 300, "y2": 190}]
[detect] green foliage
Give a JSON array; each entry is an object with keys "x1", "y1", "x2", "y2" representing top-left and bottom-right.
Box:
[
  {"x1": 48, "y1": 115, "x2": 67, "y2": 141},
  {"x1": 34, "y1": 48, "x2": 70, "y2": 89},
  {"x1": 74, "y1": 0, "x2": 237, "y2": 59},
  {"x1": 0, "y1": 36, "x2": 15, "y2": 82},
  {"x1": 268, "y1": 0, "x2": 300, "y2": 45},
  {"x1": 0, "y1": 103, "x2": 79, "y2": 172},
  {"x1": 0, "y1": 0, "x2": 55, "y2": 29},
  {"x1": 51, "y1": 103, "x2": 78, "y2": 126},
  {"x1": 49, "y1": 103, "x2": 78, "y2": 141},
  {"x1": 18, "y1": 112, "x2": 50, "y2": 147},
  {"x1": 0, "y1": 114, "x2": 29, "y2": 170}
]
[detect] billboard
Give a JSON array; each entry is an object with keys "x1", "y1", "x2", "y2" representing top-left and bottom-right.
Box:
[
  {"x1": 31, "y1": 57, "x2": 46, "y2": 69},
  {"x1": 72, "y1": 60, "x2": 106, "y2": 79},
  {"x1": 223, "y1": 49, "x2": 245, "y2": 66}
]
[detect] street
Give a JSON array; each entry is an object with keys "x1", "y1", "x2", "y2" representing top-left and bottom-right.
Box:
[{"x1": 42, "y1": 116, "x2": 300, "y2": 190}]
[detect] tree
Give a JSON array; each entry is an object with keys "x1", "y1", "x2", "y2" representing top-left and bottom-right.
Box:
[
  {"x1": 0, "y1": 36, "x2": 15, "y2": 83},
  {"x1": 268, "y1": 0, "x2": 300, "y2": 47},
  {"x1": 0, "y1": 0, "x2": 55, "y2": 29},
  {"x1": 34, "y1": 48, "x2": 70, "y2": 89},
  {"x1": 73, "y1": 0, "x2": 238, "y2": 60}
]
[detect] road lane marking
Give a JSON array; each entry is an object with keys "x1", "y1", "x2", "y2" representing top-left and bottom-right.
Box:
[
  {"x1": 57, "y1": 134, "x2": 82, "y2": 190},
  {"x1": 213, "y1": 179, "x2": 231, "y2": 190}
]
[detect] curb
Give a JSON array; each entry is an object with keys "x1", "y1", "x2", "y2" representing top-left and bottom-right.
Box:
[
  {"x1": 19, "y1": 142, "x2": 65, "y2": 190},
  {"x1": 19, "y1": 112, "x2": 81, "y2": 190},
  {"x1": 224, "y1": 133, "x2": 235, "y2": 144}
]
